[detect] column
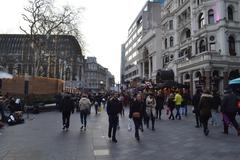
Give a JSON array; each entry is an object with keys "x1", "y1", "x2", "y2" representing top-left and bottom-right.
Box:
[
  {"x1": 223, "y1": 69, "x2": 229, "y2": 89},
  {"x1": 190, "y1": 71, "x2": 194, "y2": 97},
  {"x1": 148, "y1": 58, "x2": 151, "y2": 80},
  {"x1": 204, "y1": 68, "x2": 211, "y2": 91},
  {"x1": 142, "y1": 62, "x2": 145, "y2": 79}
]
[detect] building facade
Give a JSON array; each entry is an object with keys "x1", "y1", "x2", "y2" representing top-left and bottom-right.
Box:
[
  {"x1": 161, "y1": 0, "x2": 240, "y2": 94},
  {"x1": 0, "y1": 34, "x2": 84, "y2": 82},
  {"x1": 122, "y1": 1, "x2": 163, "y2": 84},
  {"x1": 121, "y1": 0, "x2": 240, "y2": 95},
  {"x1": 84, "y1": 57, "x2": 115, "y2": 92}
]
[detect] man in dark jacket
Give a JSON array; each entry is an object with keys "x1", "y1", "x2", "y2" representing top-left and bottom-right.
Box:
[
  {"x1": 155, "y1": 91, "x2": 164, "y2": 120},
  {"x1": 198, "y1": 90, "x2": 213, "y2": 136},
  {"x1": 60, "y1": 95, "x2": 74, "y2": 131},
  {"x1": 221, "y1": 89, "x2": 240, "y2": 136},
  {"x1": 107, "y1": 93, "x2": 122, "y2": 143},
  {"x1": 192, "y1": 89, "x2": 202, "y2": 128}
]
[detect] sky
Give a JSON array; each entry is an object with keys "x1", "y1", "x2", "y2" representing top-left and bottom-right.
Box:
[{"x1": 0, "y1": 0, "x2": 148, "y2": 82}]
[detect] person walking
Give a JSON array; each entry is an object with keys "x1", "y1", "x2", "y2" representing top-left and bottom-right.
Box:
[
  {"x1": 60, "y1": 95, "x2": 74, "y2": 131},
  {"x1": 107, "y1": 93, "x2": 122, "y2": 143},
  {"x1": 79, "y1": 93, "x2": 91, "y2": 131},
  {"x1": 192, "y1": 89, "x2": 202, "y2": 128},
  {"x1": 167, "y1": 93, "x2": 175, "y2": 120},
  {"x1": 174, "y1": 91, "x2": 183, "y2": 120},
  {"x1": 129, "y1": 94, "x2": 144, "y2": 141},
  {"x1": 145, "y1": 93, "x2": 157, "y2": 131},
  {"x1": 198, "y1": 90, "x2": 213, "y2": 136},
  {"x1": 221, "y1": 88, "x2": 240, "y2": 136},
  {"x1": 211, "y1": 90, "x2": 221, "y2": 126},
  {"x1": 156, "y1": 91, "x2": 164, "y2": 120}
]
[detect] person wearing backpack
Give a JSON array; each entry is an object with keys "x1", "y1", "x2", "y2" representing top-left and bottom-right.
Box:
[{"x1": 79, "y1": 93, "x2": 91, "y2": 131}]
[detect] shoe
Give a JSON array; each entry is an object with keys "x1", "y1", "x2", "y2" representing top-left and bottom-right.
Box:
[
  {"x1": 195, "y1": 125, "x2": 200, "y2": 128},
  {"x1": 204, "y1": 129, "x2": 209, "y2": 136},
  {"x1": 108, "y1": 134, "x2": 111, "y2": 138},
  {"x1": 136, "y1": 136, "x2": 140, "y2": 141},
  {"x1": 80, "y1": 126, "x2": 84, "y2": 130},
  {"x1": 84, "y1": 127, "x2": 86, "y2": 131},
  {"x1": 62, "y1": 125, "x2": 66, "y2": 130},
  {"x1": 152, "y1": 128, "x2": 155, "y2": 131},
  {"x1": 112, "y1": 139, "x2": 118, "y2": 143}
]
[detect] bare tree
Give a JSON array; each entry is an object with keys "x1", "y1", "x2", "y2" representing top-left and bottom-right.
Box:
[{"x1": 20, "y1": 0, "x2": 85, "y2": 76}]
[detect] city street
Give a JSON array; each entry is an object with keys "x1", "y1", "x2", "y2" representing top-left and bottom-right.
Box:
[{"x1": 1, "y1": 108, "x2": 240, "y2": 160}]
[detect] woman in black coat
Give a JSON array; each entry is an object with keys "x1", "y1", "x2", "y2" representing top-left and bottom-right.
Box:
[{"x1": 129, "y1": 94, "x2": 144, "y2": 141}]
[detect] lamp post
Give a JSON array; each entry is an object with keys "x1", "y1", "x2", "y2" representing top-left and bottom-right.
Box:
[{"x1": 100, "y1": 80, "x2": 104, "y2": 92}]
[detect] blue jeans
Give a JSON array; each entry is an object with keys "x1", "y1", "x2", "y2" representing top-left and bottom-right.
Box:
[{"x1": 175, "y1": 105, "x2": 181, "y2": 120}]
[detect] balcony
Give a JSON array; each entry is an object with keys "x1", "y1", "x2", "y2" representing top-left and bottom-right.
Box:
[{"x1": 176, "y1": 52, "x2": 240, "y2": 69}]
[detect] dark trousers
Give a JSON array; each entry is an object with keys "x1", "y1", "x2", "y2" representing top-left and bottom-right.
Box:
[
  {"x1": 62, "y1": 112, "x2": 71, "y2": 128},
  {"x1": 80, "y1": 111, "x2": 87, "y2": 127},
  {"x1": 95, "y1": 105, "x2": 98, "y2": 115},
  {"x1": 175, "y1": 105, "x2": 181, "y2": 120},
  {"x1": 133, "y1": 118, "x2": 141, "y2": 138},
  {"x1": 156, "y1": 107, "x2": 162, "y2": 119},
  {"x1": 223, "y1": 112, "x2": 239, "y2": 133},
  {"x1": 108, "y1": 115, "x2": 118, "y2": 140},
  {"x1": 146, "y1": 114, "x2": 155, "y2": 129},
  {"x1": 169, "y1": 108, "x2": 174, "y2": 120},
  {"x1": 195, "y1": 111, "x2": 201, "y2": 126},
  {"x1": 200, "y1": 115, "x2": 210, "y2": 132},
  {"x1": 0, "y1": 107, "x2": 5, "y2": 122}
]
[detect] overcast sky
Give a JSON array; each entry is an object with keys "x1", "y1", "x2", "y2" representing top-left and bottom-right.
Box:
[{"x1": 0, "y1": 0, "x2": 148, "y2": 82}]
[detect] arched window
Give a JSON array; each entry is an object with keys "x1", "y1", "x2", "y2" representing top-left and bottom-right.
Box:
[
  {"x1": 208, "y1": 9, "x2": 215, "y2": 24},
  {"x1": 170, "y1": 36, "x2": 174, "y2": 47},
  {"x1": 228, "y1": 6, "x2": 234, "y2": 21},
  {"x1": 186, "y1": 29, "x2": 191, "y2": 38},
  {"x1": 165, "y1": 38, "x2": 168, "y2": 49},
  {"x1": 198, "y1": 13, "x2": 204, "y2": 29},
  {"x1": 229, "y1": 36, "x2": 236, "y2": 56},
  {"x1": 199, "y1": 40, "x2": 206, "y2": 53}
]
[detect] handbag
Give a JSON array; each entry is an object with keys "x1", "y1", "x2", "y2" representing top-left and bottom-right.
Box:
[{"x1": 132, "y1": 112, "x2": 141, "y2": 118}]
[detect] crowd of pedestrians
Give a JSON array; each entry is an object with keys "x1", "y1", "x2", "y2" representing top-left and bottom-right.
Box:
[{"x1": 56, "y1": 85, "x2": 240, "y2": 143}]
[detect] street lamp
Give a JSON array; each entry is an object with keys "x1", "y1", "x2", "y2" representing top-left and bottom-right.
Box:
[{"x1": 100, "y1": 80, "x2": 104, "y2": 92}]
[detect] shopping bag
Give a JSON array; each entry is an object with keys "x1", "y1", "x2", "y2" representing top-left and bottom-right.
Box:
[{"x1": 128, "y1": 118, "x2": 132, "y2": 131}]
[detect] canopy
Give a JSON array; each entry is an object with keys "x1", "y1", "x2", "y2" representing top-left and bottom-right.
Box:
[
  {"x1": 0, "y1": 71, "x2": 13, "y2": 79},
  {"x1": 229, "y1": 77, "x2": 240, "y2": 85},
  {"x1": 156, "y1": 81, "x2": 188, "y2": 89}
]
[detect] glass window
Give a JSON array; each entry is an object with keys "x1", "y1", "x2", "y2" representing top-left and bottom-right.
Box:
[
  {"x1": 199, "y1": 40, "x2": 206, "y2": 53},
  {"x1": 228, "y1": 6, "x2": 234, "y2": 21},
  {"x1": 186, "y1": 29, "x2": 191, "y2": 38},
  {"x1": 170, "y1": 36, "x2": 174, "y2": 47},
  {"x1": 208, "y1": 9, "x2": 215, "y2": 24},
  {"x1": 169, "y1": 20, "x2": 173, "y2": 30},
  {"x1": 229, "y1": 36, "x2": 236, "y2": 56},
  {"x1": 199, "y1": 13, "x2": 204, "y2": 29},
  {"x1": 165, "y1": 38, "x2": 168, "y2": 49}
]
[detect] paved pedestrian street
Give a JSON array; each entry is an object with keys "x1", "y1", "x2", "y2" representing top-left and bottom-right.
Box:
[{"x1": 1, "y1": 108, "x2": 240, "y2": 160}]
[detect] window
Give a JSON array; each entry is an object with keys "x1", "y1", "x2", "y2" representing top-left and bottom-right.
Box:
[
  {"x1": 186, "y1": 29, "x2": 191, "y2": 38},
  {"x1": 165, "y1": 38, "x2": 168, "y2": 49},
  {"x1": 229, "y1": 36, "x2": 236, "y2": 56},
  {"x1": 199, "y1": 40, "x2": 206, "y2": 53},
  {"x1": 170, "y1": 36, "x2": 174, "y2": 47},
  {"x1": 208, "y1": 9, "x2": 215, "y2": 24},
  {"x1": 169, "y1": 20, "x2": 173, "y2": 30},
  {"x1": 199, "y1": 13, "x2": 204, "y2": 29},
  {"x1": 228, "y1": 6, "x2": 233, "y2": 21}
]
